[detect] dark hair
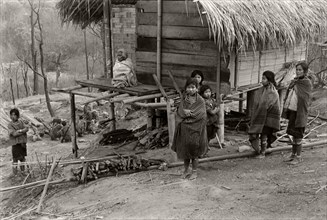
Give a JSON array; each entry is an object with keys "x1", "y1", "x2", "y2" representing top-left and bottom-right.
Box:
[
  {"x1": 199, "y1": 84, "x2": 212, "y2": 96},
  {"x1": 190, "y1": 70, "x2": 204, "y2": 85},
  {"x1": 263, "y1": 70, "x2": 277, "y2": 87},
  {"x1": 10, "y1": 108, "x2": 20, "y2": 118},
  {"x1": 62, "y1": 121, "x2": 67, "y2": 126},
  {"x1": 184, "y1": 77, "x2": 199, "y2": 90},
  {"x1": 296, "y1": 62, "x2": 309, "y2": 74}
]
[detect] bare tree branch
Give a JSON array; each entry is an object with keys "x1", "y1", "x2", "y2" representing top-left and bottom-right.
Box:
[{"x1": 16, "y1": 55, "x2": 44, "y2": 79}]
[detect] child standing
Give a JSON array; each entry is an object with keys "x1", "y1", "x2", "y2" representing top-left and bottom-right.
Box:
[
  {"x1": 8, "y1": 108, "x2": 29, "y2": 173},
  {"x1": 199, "y1": 85, "x2": 219, "y2": 142},
  {"x1": 172, "y1": 78, "x2": 208, "y2": 180}
]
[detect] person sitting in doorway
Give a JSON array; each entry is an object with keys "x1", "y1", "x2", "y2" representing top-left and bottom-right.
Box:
[{"x1": 112, "y1": 49, "x2": 137, "y2": 88}]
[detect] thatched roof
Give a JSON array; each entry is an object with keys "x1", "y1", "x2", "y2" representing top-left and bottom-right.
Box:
[
  {"x1": 199, "y1": 0, "x2": 327, "y2": 50},
  {"x1": 57, "y1": 0, "x2": 327, "y2": 50},
  {"x1": 56, "y1": 0, "x2": 137, "y2": 28}
]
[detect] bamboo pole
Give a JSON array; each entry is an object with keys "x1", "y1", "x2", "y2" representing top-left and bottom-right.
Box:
[
  {"x1": 216, "y1": 50, "x2": 224, "y2": 143},
  {"x1": 36, "y1": 157, "x2": 57, "y2": 213},
  {"x1": 1, "y1": 140, "x2": 327, "y2": 193},
  {"x1": 109, "y1": 94, "x2": 131, "y2": 103},
  {"x1": 134, "y1": 102, "x2": 167, "y2": 108},
  {"x1": 148, "y1": 139, "x2": 327, "y2": 169},
  {"x1": 81, "y1": 92, "x2": 119, "y2": 105},
  {"x1": 167, "y1": 70, "x2": 182, "y2": 97},
  {"x1": 122, "y1": 91, "x2": 175, "y2": 104}
]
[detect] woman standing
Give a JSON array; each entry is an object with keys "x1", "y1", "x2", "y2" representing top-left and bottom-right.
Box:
[
  {"x1": 172, "y1": 78, "x2": 208, "y2": 180},
  {"x1": 283, "y1": 62, "x2": 312, "y2": 165},
  {"x1": 248, "y1": 71, "x2": 281, "y2": 158}
]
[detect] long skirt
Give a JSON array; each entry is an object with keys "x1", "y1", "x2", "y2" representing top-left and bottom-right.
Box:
[
  {"x1": 286, "y1": 110, "x2": 305, "y2": 138},
  {"x1": 172, "y1": 122, "x2": 208, "y2": 160}
]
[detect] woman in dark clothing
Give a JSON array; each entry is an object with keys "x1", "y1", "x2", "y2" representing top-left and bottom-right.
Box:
[
  {"x1": 248, "y1": 71, "x2": 281, "y2": 159},
  {"x1": 282, "y1": 62, "x2": 312, "y2": 165},
  {"x1": 172, "y1": 78, "x2": 208, "y2": 180}
]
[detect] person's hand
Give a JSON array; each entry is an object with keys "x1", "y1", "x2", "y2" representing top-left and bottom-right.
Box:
[
  {"x1": 213, "y1": 107, "x2": 219, "y2": 114},
  {"x1": 183, "y1": 109, "x2": 193, "y2": 117}
]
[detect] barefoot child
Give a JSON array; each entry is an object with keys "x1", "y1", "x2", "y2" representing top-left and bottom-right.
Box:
[
  {"x1": 199, "y1": 85, "x2": 219, "y2": 142},
  {"x1": 172, "y1": 78, "x2": 208, "y2": 180},
  {"x1": 8, "y1": 108, "x2": 29, "y2": 173}
]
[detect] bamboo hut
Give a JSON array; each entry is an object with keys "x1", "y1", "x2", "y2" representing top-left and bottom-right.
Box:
[
  {"x1": 57, "y1": 0, "x2": 327, "y2": 92},
  {"x1": 57, "y1": 0, "x2": 327, "y2": 146}
]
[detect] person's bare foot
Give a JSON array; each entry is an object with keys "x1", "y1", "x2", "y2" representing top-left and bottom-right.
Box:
[
  {"x1": 189, "y1": 170, "x2": 197, "y2": 180},
  {"x1": 181, "y1": 170, "x2": 191, "y2": 179}
]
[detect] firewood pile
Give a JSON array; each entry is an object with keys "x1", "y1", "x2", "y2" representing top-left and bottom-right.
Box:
[
  {"x1": 136, "y1": 127, "x2": 169, "y2": 149},
  {"x1": 73, "y1": 155, "x2": 166, "y2": 183},
  {"x1": 98, "y1": 127, "x2": 169, "y2": 150},
  {"x1": 99, "y1": 129, "x2": 137, "y2": 145}
]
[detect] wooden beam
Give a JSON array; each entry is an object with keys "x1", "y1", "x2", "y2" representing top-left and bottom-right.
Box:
[
  {"x1": 137, "y1": 37, "x2": 217, "y2": 56},
  {"x1": 52, "y1": 85, "x2": 83, "y2": 92},
  {"x1": 136, "y1": 62, "x2": 217, "y2": 81},
  {"x1": 137, "y1": 25, "x2": 209, "y2": 40},
  {"x1": 136, "y1": 51, "x2": 217, "y2": 67},
  {"x1": 138, "y1": 12, "x2": 208, "y2": 27},
  {"x1": 122, "y1": 91, "x2": 176, "y2": 104}
]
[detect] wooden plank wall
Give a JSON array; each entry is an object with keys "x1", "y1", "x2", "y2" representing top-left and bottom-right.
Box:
[
  {"x1": 237, "y1": 42, "x2": 307, "y2": 87},
  {"x1": 135, "y1": 0, "x2": 218, "y2": 89}
]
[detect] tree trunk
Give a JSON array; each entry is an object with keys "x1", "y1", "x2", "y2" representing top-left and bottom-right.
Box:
[
  {"x1": 15, "y1": 67, "x2": 19, "y2": 99},
  {"x1": 30, "y1": 1, "x2": 38, "y2": 95},
  {"x1": 55, "y1": 53, "x2": 61, "y2": 88},
  {"x1": 37, "y1": 10, "x2": 54, "y2": 117},
  {"x1": 21, "y1": 65, "x2": 29, "y2": 97}
]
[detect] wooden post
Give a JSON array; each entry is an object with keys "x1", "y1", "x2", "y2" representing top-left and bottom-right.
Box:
[
  {"x1": 216, "y1": 49, "x2": 223, "y2": 143},
  {"x1": 157, "y1": 0, "x2": 162, "y2": 80},
  {"x1": 239, "y1": 93, "x2": 243, "y2": 112},
  {"x1": 36, "y1": 157, "x2": 57, "y2": 213},
  {"x1": 167, "y1": 99, "x2": 175, "y2": 148},
  {"x1": 70, "y1": 93, "x2": 78, "y2": 158},
  {"x1": 104, "y1": 0, "x2": 116, "y2": 130},
  {"x1": 83, "y1": 30, "x2": 90, "y2": 92}
]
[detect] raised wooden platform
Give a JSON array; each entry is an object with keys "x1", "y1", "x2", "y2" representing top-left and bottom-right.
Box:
[{"x1": 76, "y1": 78, "x2": 170, "y2": 96}]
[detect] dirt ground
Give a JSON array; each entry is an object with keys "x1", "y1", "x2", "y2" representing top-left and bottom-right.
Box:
[{"x1": 0, "y1": 89, "x2": 327, "y2": 219}]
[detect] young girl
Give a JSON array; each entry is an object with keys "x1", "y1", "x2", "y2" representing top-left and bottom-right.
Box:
[
  {"x1": 8, "y1": 108, "x2": 29, "y2": 173},
  {"x1": 199, "y1": 85, "x2": 219, "y2": 142},
  {"x1": 248, "y1": 71, "x2": 280, "y2": 158},
  {"x1": 172, "y1": 78, "x2": 208, "y2": 180},
  {"x1": 191, "y1": 70, "x2": 204, "y2": 88}
]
